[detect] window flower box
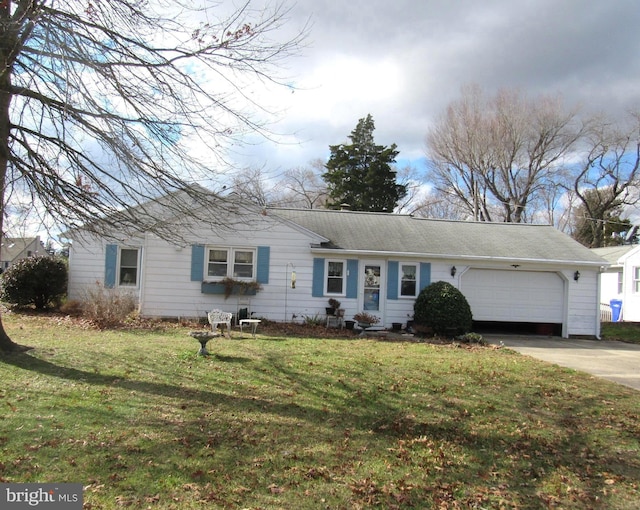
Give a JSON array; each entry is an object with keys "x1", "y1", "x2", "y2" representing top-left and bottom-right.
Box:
[{"x1": 201, "y1": 277, "x2": 262, "y2": 298}]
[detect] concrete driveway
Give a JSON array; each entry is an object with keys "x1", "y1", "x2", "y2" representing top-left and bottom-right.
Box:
[{"x1": 487, "y1": 336, "x2": 640, "y2": 391}]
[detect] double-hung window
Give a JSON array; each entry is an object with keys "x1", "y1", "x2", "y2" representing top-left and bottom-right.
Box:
[
  {"x1": 207, "y1": 249, "x2": 229, "y2": 278},
  {"x1": 119, "y1": 248, "x2": 139, "y2": 286},
  {"x1": 400, "y1": 263, "x2": 418, "y2": 297},
  {"x1": 326, "y1": 260, "x2": 345, "y2": 295},
  {"x1": 206, "y1": 247, "x2": 255, "y2": 280},
  {"x1": 618, "y1": 271, "x2": 623, "y2": 294},
  {"x1": 634, "y1": 267, "x2": 640, "y2": 293},
  {"x1": 233, "y1": 250, "x2": 254, "y2": 278}
]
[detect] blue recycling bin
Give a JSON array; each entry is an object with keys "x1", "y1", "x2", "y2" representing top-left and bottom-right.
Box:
[{"x1": 610, "y1": 299, "x2": 622, "y2": 322}]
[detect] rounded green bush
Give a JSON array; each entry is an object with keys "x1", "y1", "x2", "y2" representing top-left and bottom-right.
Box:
[
  {"x1": 413, "y1": 280, "x2": 473, "y2": 336},
  {"x1": 0, "y1": 256, "x2": 67, "y2": 309}
]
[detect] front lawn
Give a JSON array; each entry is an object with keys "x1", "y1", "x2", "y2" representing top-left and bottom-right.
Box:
[
  {"x1": 1, "y1": 313, "x2": 639, "y2": 509},
  {"x1": 601, "y1": 321, "x2": 640, "y2": 344}
]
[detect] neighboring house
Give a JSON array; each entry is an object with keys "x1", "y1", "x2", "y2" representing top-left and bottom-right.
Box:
[
  {"x1": 0, "y1": 236, "x2": 43, "y2": 272},
  {"x1": 65, "y1": 188, "x2": 608, "y2": 338},
  {"x1": 592, "y1": 244, "x2": 640, "y2": 322}
]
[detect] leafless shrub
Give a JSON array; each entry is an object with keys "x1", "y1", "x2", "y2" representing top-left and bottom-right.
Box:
[
  {"x1": 59, "y1": 299, "x2": 84, "y2": 317},
  {"x1": 82, "y1": 282, "x2": 137, "y2": 329}
]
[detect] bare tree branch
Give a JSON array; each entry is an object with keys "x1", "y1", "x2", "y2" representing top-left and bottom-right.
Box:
[
  {"x1": 570, "y1": 111, "x2": 640, "y2": 246},
  {"x1": 426, "y1": 84, "x2": 583, "y2": 222},
  {"x1": 0, "y1": 0, "x2": 307, "y2": 350},
  {"x1": 1, "y1": 0, "x2": 307, "y2": 239}
]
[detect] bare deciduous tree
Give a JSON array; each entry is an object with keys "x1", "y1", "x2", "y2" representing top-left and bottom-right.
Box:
[
  {"x1": 0, "y1": 0, "x2": 305, "y2": 351},
  {"x1": 570, "y1": 112, "x2": 640, "y2": 247},
  {"x1": 408, "y1": 187, "x2": 470, "y2": 220},
  {"x1": 393, "y1": 164, "x2": 427, "y2": 215},
  {"x1": 228, "y1": 160, "x2": 328, "y2": 209},
  {"x1": 534, "y1": 178, "x2": 578, "y2": 233},
  {"x1": 274, "y1": 159, "x2": 328, "y2": 208},
  {"x1": 229, "y1": 167, "x2": 274, "y2": 207},
  {"x1": 426, "y1": 84, "x2": 583, "y2": 223}
]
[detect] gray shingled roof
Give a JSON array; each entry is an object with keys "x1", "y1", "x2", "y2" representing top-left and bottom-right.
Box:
[
  {"x1": 270, "y1": 208, "x2": 607, "y2": 265},
  {"x1": 0, "y1": 237, "x2": 41, "y2": 263},
  {"x1": 591, "y1": 245, "x2": 636, "y2": 265}
]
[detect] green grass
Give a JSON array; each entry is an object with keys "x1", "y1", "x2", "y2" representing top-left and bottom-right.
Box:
[
  {"x1": 1, "y1": 313, "x2": 639, "y2": 509},
  {"x1": 601, "y1": 321, "x2": 640, "y2": 344}
]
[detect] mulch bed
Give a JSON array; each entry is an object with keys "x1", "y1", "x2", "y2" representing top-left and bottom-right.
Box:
[{"x1": 6, "y1": 309, "x2": 491, "y2": 348}]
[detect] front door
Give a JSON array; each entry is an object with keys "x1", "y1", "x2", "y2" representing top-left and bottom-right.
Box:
[{"x1": 360, "y1": 261, "x2": 385, "y2": 322}]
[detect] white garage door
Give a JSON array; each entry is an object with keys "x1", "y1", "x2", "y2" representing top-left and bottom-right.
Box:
[{"x1": 461, "y1": 269, "x2": 564, "y2": 323}]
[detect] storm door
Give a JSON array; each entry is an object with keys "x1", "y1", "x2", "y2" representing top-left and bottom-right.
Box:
[{"x1": 360, "y1": 261, "x2": 385, "y2": 321}]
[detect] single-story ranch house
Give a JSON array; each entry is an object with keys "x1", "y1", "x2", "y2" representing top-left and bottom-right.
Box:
[{"x1": 65, "y1": 188, "x2": 608, "y2": 338}]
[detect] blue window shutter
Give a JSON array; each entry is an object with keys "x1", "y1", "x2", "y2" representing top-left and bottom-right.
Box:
[
  {"x1": 387, "y1": 261, "x2": 399, "y2": 300},
  {"x1": 312, "y1": 258, "x2": 325, "y2": 297},
  {"x1": 191, "y1": 245, "x2": 205, "y2": 281},
  {"x1": 105, "y1": 244, "x2": 117, "y2": 288},
  {"x1": 346, "y1": 259, "x2": 358, "y2": 298},
  {"x1": 256, "y1": 246, "x2": 270, "y2": 284},
  {"x1": 419, "y1": 262, "x2": 431, "y2": 291}
]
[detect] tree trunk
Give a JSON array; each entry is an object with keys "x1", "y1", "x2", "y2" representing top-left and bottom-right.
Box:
[
  {"x1": 0, "y1": 0, "x2": 27, "y2": 353},
  {"x1": 0, "y1": 316, "x2": 25, "y2": 352}
]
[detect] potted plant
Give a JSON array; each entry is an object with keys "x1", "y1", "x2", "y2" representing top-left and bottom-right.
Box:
[
  {"x1": 353, "y1": 311, "x2": 380, "y2": 328},
  {"x1": 327, "y1": 298, "x2": 341, "y2": 315}
]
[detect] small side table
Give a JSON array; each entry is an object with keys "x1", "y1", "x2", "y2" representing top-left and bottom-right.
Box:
[
  {"x1": 239, "y1": 319, "x2": 261, "y2": 338},
  {"x1": 189, "y1": 331, "x2": 219, "y2": 355}
]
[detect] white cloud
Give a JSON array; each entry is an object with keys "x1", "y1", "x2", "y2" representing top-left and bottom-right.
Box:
[
  {"x1": 289, "y1": 55, "x2": 404, "y2": 124},
  {"x1": 230, "y1": 0, "x2": 640, "y2": 174}
]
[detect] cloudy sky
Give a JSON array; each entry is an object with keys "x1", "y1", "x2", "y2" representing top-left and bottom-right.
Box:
[{"x1": 231, "y1": 0, "x2": 640, "y2": 176}]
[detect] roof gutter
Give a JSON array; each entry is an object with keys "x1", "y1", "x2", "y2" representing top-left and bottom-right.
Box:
[{"x1": 309, "y1": 247, "x2": 609, "y2": 268}]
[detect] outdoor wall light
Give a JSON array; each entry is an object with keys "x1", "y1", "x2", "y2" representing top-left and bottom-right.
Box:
[
  {"x1": 450, "y1": 266, "x2": 457, "y2": 277},
  {"x1": 574, "y1": 270, "x2": 580, "y2": 282}
]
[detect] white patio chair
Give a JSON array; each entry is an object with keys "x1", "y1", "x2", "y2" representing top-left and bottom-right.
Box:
[{"x1": 207, "y1": 309, "x2": 233, "y2": 338}]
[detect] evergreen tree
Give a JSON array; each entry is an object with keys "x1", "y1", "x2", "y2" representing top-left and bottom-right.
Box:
[{"x1": 323, "y1": 115, "x2": 407, "y2": 212}]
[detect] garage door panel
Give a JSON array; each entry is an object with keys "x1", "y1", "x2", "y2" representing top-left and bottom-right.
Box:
[{"x1": 462, "y1": 270, "x2": 564, "y2": 323}]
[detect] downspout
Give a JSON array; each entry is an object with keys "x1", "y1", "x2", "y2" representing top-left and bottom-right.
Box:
[
  {"x1": 595, "y1": 266, "x2": 603, "y2": 339},
  {"x1": 138, "y1": 233, "x2": 148, "y2": 316},
  {"x1": 562, "y1": 271, "x2": 569, "y2": 338}
]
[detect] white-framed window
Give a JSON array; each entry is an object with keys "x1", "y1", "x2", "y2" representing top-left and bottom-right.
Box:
[
  {"x1": 326, "y1": 259, "x2": 346, "y2": 295},
  {"x1": 119, "y1": 248, "x2": 139, "y2": 286},
  {"x1": 618, "y1": 271, "x2": 623, "y2": 294},
  {"x1": 400, "y1": 263, "x2": 418, "y2": 297},
  {"x1": 634, "y1": 267, "x2": 640, "y2": 293},
  {"x1": 233, "y1": 250, "x2": 254, "y2": 278},
  {"x1": 206, "y1": 247, "x2": 255, "y2": 280}
]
